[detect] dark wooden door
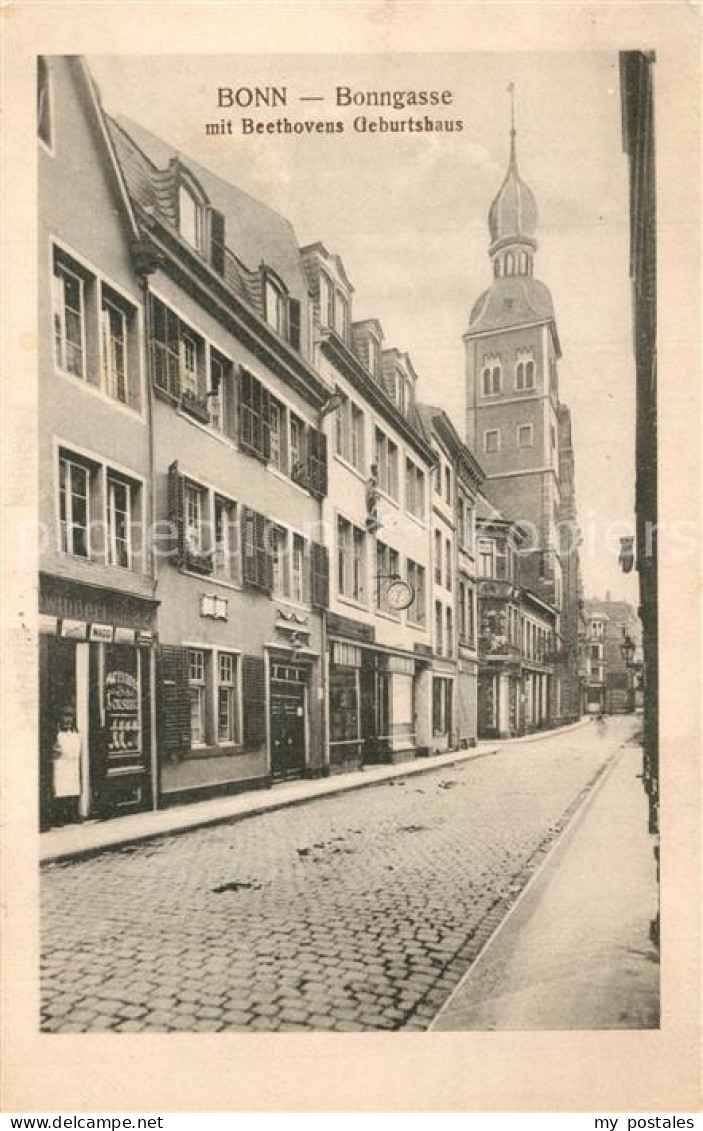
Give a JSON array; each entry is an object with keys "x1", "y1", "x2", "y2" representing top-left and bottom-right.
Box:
[{"x1": 270, "y1": 682, "x2": 306, "y2": 781}]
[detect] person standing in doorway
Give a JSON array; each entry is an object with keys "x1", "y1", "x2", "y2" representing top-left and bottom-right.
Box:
[{"x1": 51, "y1": 704, "x2": 82, "y2": 825}]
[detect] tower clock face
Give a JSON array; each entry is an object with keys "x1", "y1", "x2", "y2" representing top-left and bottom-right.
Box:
[{"x1": 384, "y1": 579, "x2": 415, "y2": 611}]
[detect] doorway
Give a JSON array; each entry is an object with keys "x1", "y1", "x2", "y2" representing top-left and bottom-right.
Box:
[{"x1": 270, "y1": 663, "x2": 307, "y2": 782}]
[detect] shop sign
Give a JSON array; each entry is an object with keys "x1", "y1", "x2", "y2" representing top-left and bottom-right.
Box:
[
  {"x1": 114, "y1": 627, "x2": 136, "y2": 644},
  {"x1": 327, "y1": 612, "x2": 375, "y2": 644},
  {"x1": 90, "y1": 623, "x2": 114, "y2": 643},
  {"x1": 61, "y1": 618, "x2": 87, "y2": 640},
  {"x1": 137, "y1": 630, "x2": 154, "y2": 646},
  {"x1": 39, "y1": 615, "x2": 59, "y2": 635}
]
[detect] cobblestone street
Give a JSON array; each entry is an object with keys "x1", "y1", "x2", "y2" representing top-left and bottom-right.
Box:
[{"x1": 41, "y1": 719, "x2": 638, "y2": 1033}]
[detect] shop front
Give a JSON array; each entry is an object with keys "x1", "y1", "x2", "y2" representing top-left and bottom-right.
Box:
[
  {"x1": 39, "y1": 574, "x2": 157, "y2": 830},
  {"x1": 327, "y1": 614, "x2": 423, "y2": 773}
]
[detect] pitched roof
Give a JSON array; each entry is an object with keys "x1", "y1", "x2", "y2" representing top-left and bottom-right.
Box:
[{"x1": 106, "y1": 115, "x2": 310, "y2": 307}]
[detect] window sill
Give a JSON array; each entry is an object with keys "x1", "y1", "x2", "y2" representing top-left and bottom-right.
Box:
[
  {"x1": 406, "y1": 512, "x2": 427, "y2": 530},
  {"x1": 336, "y1": 594, "x2": 368, "y2": 613},
  {"x1": 406, "y1": 619, "x2": 427, "y2": 631},
  {"x1": 174, "y1": 408, "x2": 235, "y2": 447},
  {"x1": 333, "y1": 453, "x2": 367, "y2": 485},
  {"x1": 268, "y1": 465, "x2": 311, "y2": 499},
  {"x1": 373, "y1": 607, "x2": 401, "y2": 624}
]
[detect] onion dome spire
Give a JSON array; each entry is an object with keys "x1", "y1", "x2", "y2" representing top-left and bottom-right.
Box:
[{"x1": 488, "y1": 83, "x2": 538, "y2": 267}]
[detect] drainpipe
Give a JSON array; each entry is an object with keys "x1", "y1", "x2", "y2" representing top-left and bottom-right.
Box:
[{"x1": 137, "y1": 257, "x2": 159, "y2": 810}]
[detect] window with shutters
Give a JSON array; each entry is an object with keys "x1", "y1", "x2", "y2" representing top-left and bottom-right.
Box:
[
  {"x1": 214, "y1": 495, "x2": 238, "y2": 582},
  {"x1": 288, "y1": 299, "x2": 301, "y2": 351},
  {"x1": 265, "y1": 276, "x2": 288, "y2": 337},
  {"x1": 188, "y1": 649, "x2": 207, "y2": 746},
  {"x1": 238, "y1": 368, "x2": 271, "y2": 461},
  {"x1": 209, "y1": 347, "x2": 235, "y2": 437},
  {"x1": 209, "y1": 209, "x2": 226, "y2": 275},
  {"x1": 217, "y1": 652, "x2": 239, "y2": 745},
  {"x1": 242, "y1": 655, "x2": 266, "y2": 750},
  {"x1": 271, "y1": 526, "x2": 290, "y2": 599},
  {"x1": 306, "y1": 427, "x2": 328, "y2": 498},
  {"x1": 178, "y1": 185, "x2": 203, "y2": 251},
  {"x1": 291, "y1": 534, "x2": 307, "y2": 604},
  {"x1": 310, "y1": 542, "x2": 329, "y2": 610},
  {"x1": 241, "y1": 508, "x2": 273, "y2": 593},
  {"x1": 269, "y1": 398, "x2": 285, "y2": 472}
]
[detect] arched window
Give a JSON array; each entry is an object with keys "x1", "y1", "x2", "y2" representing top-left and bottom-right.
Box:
[
  {"x1": 515, "y1": 348, "x2": 536, "y2": 391},
  {"x1": 506, "y1": 252, "x2": 515, "y2": 276},
  {"x1": 482, "y1": 354, "x2": 501, "y2": 396},
  {"x1": 494, "y1": 258, "x2": 502, "y2": 278},
  {"x1": 178, "y1": 185, "x2": 202, "y2": 250}
]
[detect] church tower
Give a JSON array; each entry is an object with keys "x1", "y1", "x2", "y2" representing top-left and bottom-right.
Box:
[{"x1": 465, "y1": 92, "x2": 564, "y2": 614}]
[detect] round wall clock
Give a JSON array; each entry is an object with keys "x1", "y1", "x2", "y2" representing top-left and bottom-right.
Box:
[{"x1": 384, "y1": 578, "x2": 415, "y2": 611}]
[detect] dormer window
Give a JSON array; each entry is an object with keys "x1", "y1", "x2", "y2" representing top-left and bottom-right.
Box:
[
  {"x1": 265, "y1": 276, "x2": 287, "y2": 337},
  {"x1": 334, "y1": 291, "x2": 350, "y2": 341},
  {"x1": 482, "y1": 354, "x2": 502, "y2": 396},
  {"x1": 178, "y1": 185, "x2": 202, "y2": 250},
  {"x1": 319, "y1": 271, "x2": 334, "y2": 329},
  {"x1": 369, "y1": 335, "x2": 382, "y2": 380}
]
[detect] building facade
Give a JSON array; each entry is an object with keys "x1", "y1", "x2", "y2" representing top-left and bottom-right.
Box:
[
  {"x1": 38, "y1": 57, "x2": 159, "y2": 828},
  {"x1": 476, "y1": 510, "x2": 558, "y2": 739},
  {"x1": 39, "y1": 55, "x2": 501, "y2": 827},
  {"x1": 582, "y1": 597, "x2": 641, "y2": 715},
  {"x1": 464, "y1": 116, "x2": 583, "y2": 725},
  {"x1": 302, "y1": 243, "x2": 438, "y2": 771},
  {"x1": 416, "y1": 405, "x2": 484, "y2": 749}
]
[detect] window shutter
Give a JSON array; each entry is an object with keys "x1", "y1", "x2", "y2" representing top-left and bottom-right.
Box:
[
  {"x1": 307, "y1": 428, "x2": 328, "y2": 498},
  {"x1": 238, "y1": 368, "x2": 270, "y2": 461},
  {"x1": 288, "y1": 298, "x2": 301, "y2": 351},
  {"x1": 241, "y1": 507, "x2": 273, "y2": 592},
  {"x1": 158, "y1": 644, "x2": 191, "y2": 761},
  {"x1": 242, "y1": 655, "x2": 266, "y2": 751},
  {"x1": 310, "y1": 541, "x2": 330, "y2": 610},
  {"x1": 209, "y1": 209, "x2": 226, "y2": 275},
  {"x1": 167, "y1": 460, "x2": 186, "y2": 565}
]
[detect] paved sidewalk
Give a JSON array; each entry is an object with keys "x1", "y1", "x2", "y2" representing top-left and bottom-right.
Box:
[
  {"x1": 40, "y1": 720, "x2": 589, "y2": 864},
  {"x1": 431, "y1": 735, "x2": 659, "y2": 1030}
]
